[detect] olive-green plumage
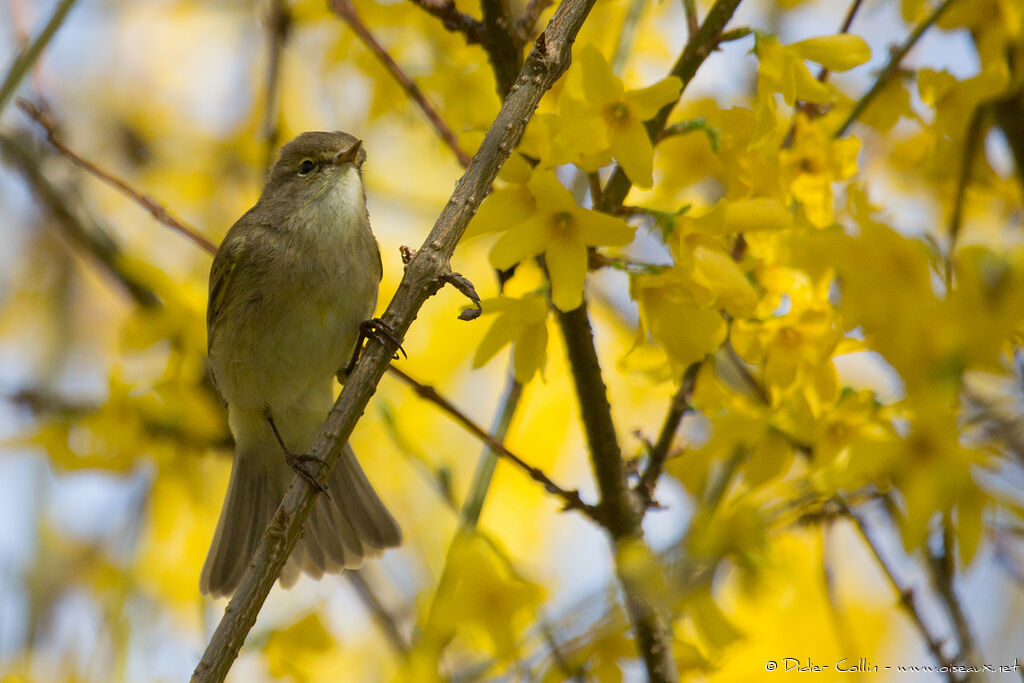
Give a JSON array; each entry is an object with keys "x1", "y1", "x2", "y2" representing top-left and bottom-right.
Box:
[{"x1": 201, "y1": 131, "x2": 401, "y2": 598}]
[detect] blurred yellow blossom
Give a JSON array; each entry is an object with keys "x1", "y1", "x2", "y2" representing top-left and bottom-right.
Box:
[
  {"x1": 780, "y1": 115, "x2": 860, "y2": 227},
  {"x1": 755, "y1": 33, "x2": 871, "y2": 106}
]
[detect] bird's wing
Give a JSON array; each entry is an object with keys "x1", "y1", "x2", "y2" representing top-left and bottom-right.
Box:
[{"x1": 206, "y1": 223, "x2": 251, "y2": 403}]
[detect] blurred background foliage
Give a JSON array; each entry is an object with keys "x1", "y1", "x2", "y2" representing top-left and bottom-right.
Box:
[{"x1": 0, "y1": 0, "x2": 1022, "y2": 681}]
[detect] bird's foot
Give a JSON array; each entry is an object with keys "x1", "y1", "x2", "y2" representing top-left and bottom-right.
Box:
[
  {"x1": 283, "y1": 450, "x2": 331, "y2": 498},
  {"x1": 345, "y1": 317, "x2": 407, "y2": 376},
  {"x1": 265, "y1": 410, "x2": 330, "y2": 498}
]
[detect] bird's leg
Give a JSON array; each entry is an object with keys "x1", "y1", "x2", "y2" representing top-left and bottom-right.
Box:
[
  {"x1": 264, "y1": 408, "x2": 330, "y2": 498},
  {"x1": 344, "y1": 317, "x2": 407, "y2": 377}
]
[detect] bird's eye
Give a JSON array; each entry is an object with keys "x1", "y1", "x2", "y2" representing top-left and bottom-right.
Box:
[{"x1": 298, "y1": 159, "x2": 316, "y2": 176}]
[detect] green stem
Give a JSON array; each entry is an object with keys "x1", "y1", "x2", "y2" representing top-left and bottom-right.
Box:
[
  {"x1": 833, "y1": 0, "x2": 960, "y2": 139},
  {"x1": 461, "y1": 374, "x2": 524, "y2": 527},
  {"x1": 0, "y1": 0, "x2": 80, "y2": 117},
  {"x1": 610, "y1": 0, "x2": 645, "y2": 74}
]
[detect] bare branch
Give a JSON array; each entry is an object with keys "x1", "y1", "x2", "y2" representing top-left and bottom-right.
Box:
[
  {"x1": 387, "y1": 366, "x2": 598, "y2": 519},
  {"x1": 945, "y1": 106, "x2": 985, "y2": 287},
  {"x1": 329, "y1": 0, "x2": 473, "y2": 168},
  {"x1": 637, "y1": 361, "x2": 700, "y2": 502},
  {"x1": 838, "y1": 498, "x2": 962, "y2": 681},
  {"x1": 479, "y1": 0, "x2": 524, "y2": 96},
  {"x1": 345, "y1": 570, "x2": 410, "y2": 655},
  {"x1": 191, "y1": 0, "x2": 599, "y2": 677},
  {"x1": 0, "y1": 132, "x2": 160, "y2": 307},
  {"x1": 515, "y1": 0, "x2": 554, "y2": 44},
  {"x1": 927, "y1": 520, "x2": 984, "y2": 674},
  {"x1": 682, "y1": 0, "x2": 698, "y2": 38},
  {"x1": 260, "y1": 0, "x2": 291, "y2": 172},
  {"x1": 407, "y1": 0, "x2": 485, "y2": 43},
  {"x1": 17, "y1": 99, "x2": 218, "y2": 255}
]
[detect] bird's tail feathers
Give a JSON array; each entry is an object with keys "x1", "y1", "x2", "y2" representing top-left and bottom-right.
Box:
[{"x1": 200, "y1": 419, "x2": 400, "y2": 598}]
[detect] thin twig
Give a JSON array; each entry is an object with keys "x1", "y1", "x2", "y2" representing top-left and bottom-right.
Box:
[
  {"x1": 945, "y1": 105, "x2": 985, "y2": 288},
  {"x1": 637, "y1": 361, "x2": 700, "y2": 502},
  {"x1": 821, "y1": 523, "x2": 860, "y2": 656},
  {"x1": 329, "y1": 0, "x2": 472, "y2": 168},
  {"x1": 600, "y1": 0, "x2": 743, "y2": 211},
  {"x1": 345, "y1": 570, "x2": 410, "y2": 655},
  {"x1": 17, "y1": 99, "x2": 218, "y2": 255},
  {"x1": 834, "y1": 0, "x2": 961, "y2": 138},
  {"x1": 724, "y1": 340, "x2": 772, "y2": 406},
  {"x1": 515, "y1": 0, "x2": 554, "y2": 44},
  {"x1": 814, "y1": 0, "x2": 864, "y2": 85},
  {"x1": 260, "y1": 0, "x2": 290, "y2": 173},
  {"x1": 407, "y1": 0, "x2": 485, "y2": 43},
  {"x1": 682, "y1": 0, "x2": 698, "y2": 38},
  {"x1": 788, "y1": 0, "x2": 865, "y2": 133},
  {"x1": 191, "y1": 1, "x2": 599, "y2": 675},
  {"x1": 387, "y1": 366, "x2": 596, "y2": 519},
  {"x1": 479, "y1": 0, "x2": 523, "y2": 96},
  {"x1": 838, "y1": 498, "x2": 961, "y2": 681},
  {"x1": 927, "y1": 520, "x2": 983, "y2": 673},
  {"x1": 0, "y1": 132, "x2": 160, "y2": 308},
  {"x1": 539, "y1": 619, "x2": 590, "y2": 682},
  {"x1": 0, "y1": 0, "x2": 80, "y2": 116}
]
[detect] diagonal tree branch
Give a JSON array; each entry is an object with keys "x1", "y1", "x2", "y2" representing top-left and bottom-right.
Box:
[
  {"x1": 833, "y1": 0, "x2": 961, "y2": 139},
  {"x1": 0, "y1": 0, "x2": 80, "y2": 116},
  {"x1": 330, "y1": 0, "x2": 472, "y2": 167},
  {"x1": 17, "y1": 99, "x2": 217, "y2": 254},
  {"x1": 190, "y1": 0, "x2": 598, "y2": 678},
  {"x1": 838, "y1": 498, "x2": 962, "y2": 681},
  {"x1": 637, "y1": 361, "x2": 700, "y2": 502},
  {"x1": 387, "y1": 365, "x2": 597, "y2": 519},
  {"x1": 0, "y1": 132, "x2": 160, "y2": 308},
  {"x1": 461, "y1": 372, "x2": 524, "y2": 526}
]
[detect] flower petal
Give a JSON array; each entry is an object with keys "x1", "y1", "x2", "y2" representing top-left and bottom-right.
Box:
[
  {"x1": 473, "y1": 315, "x2": 517, "y2": 368},
  {"x1": 625, "y1": 77, "x2": 682, "y2": 120},
  {"x1": 512, "y1": 319, "x2": 548, "y2": 383},
  {"x1": 464, "y1": 185, "x2": 535, "y2": 239},
  {"x1": 723, "y1": 198, "x2": 793, "y2": 233},
  {"x1": 575, "y1": 209, "x2": 635, "y2": 247},
  {"x1": 526, "y1": 171, "x2": 576, "y2": 213},
  {"x1": 489, "y1": 214, "x2": 550, "y2": 269},
  {"x1": 580, "y1": 45, "x2": 624, "y2": 107},
  {"x1": 788, "y1": 34, "x2": 871, "y2": 72},
  {"x1": 610, "y1": 117, "x2": 655, "y2": 189},
  {"x1": 546, "y1": 239, "x2": 587, "y2": 311}
]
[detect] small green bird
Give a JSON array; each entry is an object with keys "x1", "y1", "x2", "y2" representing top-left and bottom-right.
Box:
[{"x1": 201, "y1": 131, "x2": 402, "y2": 598}]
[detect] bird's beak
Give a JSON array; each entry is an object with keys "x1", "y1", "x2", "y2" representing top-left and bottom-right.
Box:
[{"x1": 333, "y1": 139, "x2": 362, "y2": 166}]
